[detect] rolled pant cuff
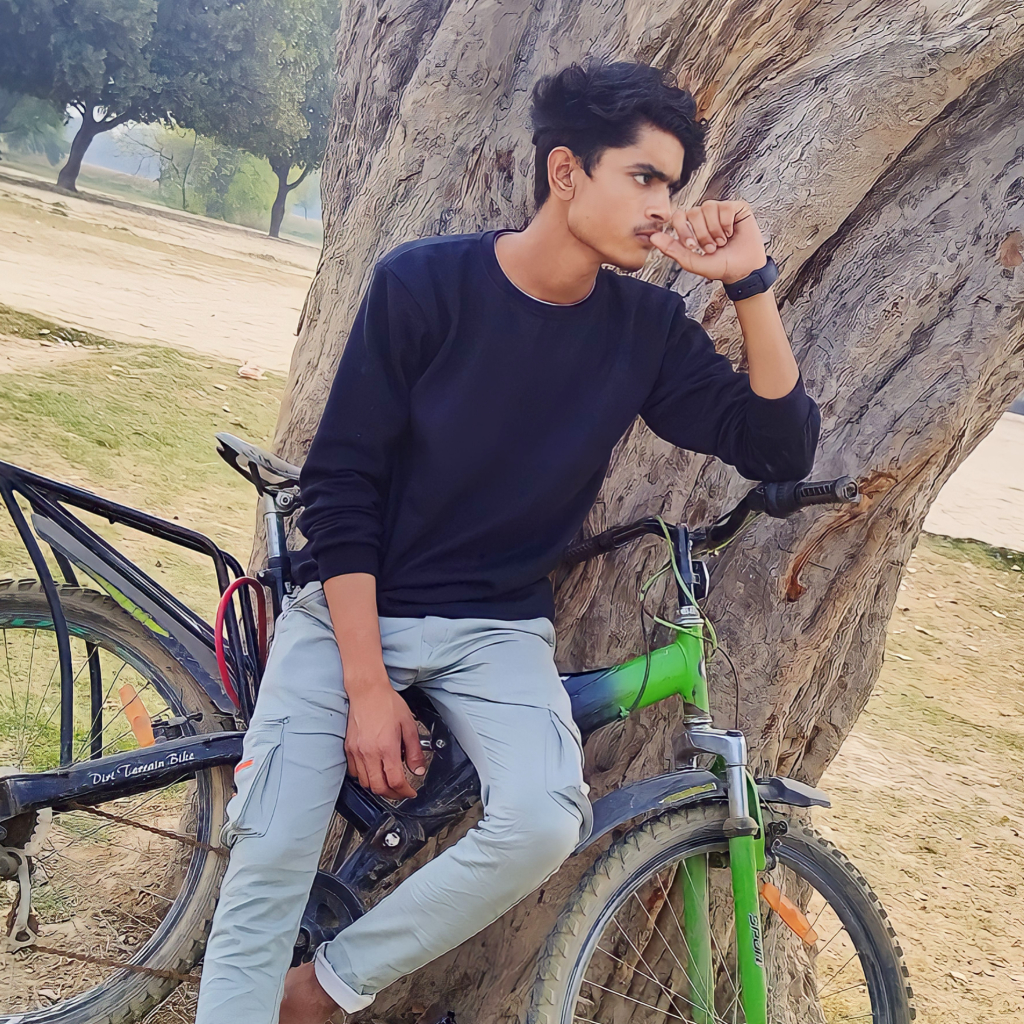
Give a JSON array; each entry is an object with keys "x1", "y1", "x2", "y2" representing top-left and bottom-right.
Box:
[{"x1": 313, "y1": 946, "x2": 376, "y2": 1013}]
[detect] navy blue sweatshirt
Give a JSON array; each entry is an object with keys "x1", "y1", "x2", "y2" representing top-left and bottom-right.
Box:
[{"x1": 290, "y1": 228, "x2": 820, "y2": 622}]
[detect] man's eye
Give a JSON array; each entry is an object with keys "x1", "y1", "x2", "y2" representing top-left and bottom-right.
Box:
[{"x1": 633, "y1": 173, "x2": 652, "y2": 185}]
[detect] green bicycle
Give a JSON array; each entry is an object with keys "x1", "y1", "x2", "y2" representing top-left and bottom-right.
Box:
[{"x1": 529, "y1": 476, "x2": 915, "y2": 1024}]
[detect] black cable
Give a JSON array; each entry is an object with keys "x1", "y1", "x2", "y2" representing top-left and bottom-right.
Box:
[{"x1": 626, "y1": 570, "x2": 658, "y2": 715}]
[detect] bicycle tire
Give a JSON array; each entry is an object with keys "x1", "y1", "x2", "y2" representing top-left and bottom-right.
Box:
[
  {"x1": 530, "y1": 802, "x2": 915, "y2": 1024},
  {"x1": 0, "y1": 578, "x2": 234, "y2": 1024}
]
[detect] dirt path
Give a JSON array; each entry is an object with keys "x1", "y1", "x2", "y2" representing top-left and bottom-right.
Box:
[
  {"x1": 0, "y1": 168, "x2": 317, "y2": 374},
  {"x1": 820, "y1": 533, "x2": 1024, "y2": 1023},
  {"x1": 924, "y1": 413, "x2": 1024, "y2": 553}
]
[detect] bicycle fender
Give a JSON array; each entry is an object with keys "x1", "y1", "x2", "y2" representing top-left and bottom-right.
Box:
[
  {"x1": 577, "y1": 769, "x2": 726, "y2": 852},
  {"x1": 755, "y1": 776, "x2": 831, "y2": 808}
]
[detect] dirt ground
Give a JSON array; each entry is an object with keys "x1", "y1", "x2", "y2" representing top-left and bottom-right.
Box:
[
  {"x1": 924, "y1": 413, "x2": 1024, "y2": 554},
  {"x1": 0, "y1": 167, "x2": 317, "y2": 374},
  {"x1": 820, "y1": 533, "x2": 1024, "y2": 1022},
  {"x1": 1, "y1": 170, "x2": 1023, "y2": 1022}
]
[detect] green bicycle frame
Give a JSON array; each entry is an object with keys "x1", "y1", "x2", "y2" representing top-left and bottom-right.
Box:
[{"x1": 588, "y1": 617, "x2": 769, "y2": 1022}]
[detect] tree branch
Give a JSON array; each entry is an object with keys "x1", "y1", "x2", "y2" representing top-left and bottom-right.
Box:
[{"x1": 287, "y1": 164, "x2": 313, "y2": 191}]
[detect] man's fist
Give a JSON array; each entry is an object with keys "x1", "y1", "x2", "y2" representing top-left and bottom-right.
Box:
[{"x1": 649, "y1": 199, "x2": 768, "y2": 286}]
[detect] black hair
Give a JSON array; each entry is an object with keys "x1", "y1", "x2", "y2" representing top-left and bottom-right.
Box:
[{"x1": 528, "y1": 58, "x2": 707, "y2": 208}]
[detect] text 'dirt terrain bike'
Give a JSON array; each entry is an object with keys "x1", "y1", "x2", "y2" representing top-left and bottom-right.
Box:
[{"x1": 0, "y1": 434, "x2": 914, "y2": 1023}]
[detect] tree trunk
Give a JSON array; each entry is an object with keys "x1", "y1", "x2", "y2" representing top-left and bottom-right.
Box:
[
  {"x1": 268, "y1": 158, "x2": 311, "y2": 238},
  {"x1": 56, "y1": 108, "x2": 101, "y2": 191},
  {"x1": 268, "y1": 2, "x2": 1024, "y2": 1019},
  {"x1": 269, "y1": 157, "x2": 291, "y2": 238},
  {"x1": 56, "y1": 106, "x2": 128, "y2": 192}
]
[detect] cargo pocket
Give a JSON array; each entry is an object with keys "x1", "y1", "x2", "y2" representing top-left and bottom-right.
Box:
[
  {"x1": 222, "y1": 716, "x2": 288, "y2": 848},
  {"x1": 544, "y1": 708, "x2": 594, "y2": 848}
]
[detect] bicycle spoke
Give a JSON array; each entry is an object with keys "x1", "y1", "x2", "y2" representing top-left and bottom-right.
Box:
[
  {"x1": 595, "y1": 943, "x2": 712, "y2": 1021},
  {"x1": 21, "y1": 654, "x2": 62, "y2": 762},
  {"x1": 657, "y1": 866, "x2": 739, "y2": 1001},
  {"x1": 22, "y1": 648, "x2": 95, "y2": 766},
  {"x1": 584, "y1": 978, "x2": 692, "y2": 1022},
  {"x1": 16, "y1": 627, "x2": 38, "y2": 758},
  {"x1": 623, "y1": 874, "x2": 718, "y2": 1019},
  {"x1": 71, "y1": 656, "x2": 132, "y2": 763},
  {"x1": 817, "y1": 950, "x2": 859, "y2": 997}
]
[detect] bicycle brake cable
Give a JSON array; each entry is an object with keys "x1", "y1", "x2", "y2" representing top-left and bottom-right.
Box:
[{"x1": 627, "y1": 517, "x2": 722, "y2": 717}]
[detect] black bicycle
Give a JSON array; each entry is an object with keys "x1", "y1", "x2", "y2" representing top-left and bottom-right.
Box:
[{"x1": 0, "y1": 435, "x2": 913, "y2": 1023}]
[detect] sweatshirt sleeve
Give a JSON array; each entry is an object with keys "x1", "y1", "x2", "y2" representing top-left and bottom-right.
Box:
[
  {"x1": 639, "y1": 302, "x2": 821, "y2": 482},
  {"x1": 297, "y1": 263, "x2": 429, "y2": 582}
]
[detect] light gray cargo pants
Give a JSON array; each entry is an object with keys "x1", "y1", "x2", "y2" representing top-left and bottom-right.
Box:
[{"x1": 194, "y1": 581, "x2": 592, "y2": 1023}]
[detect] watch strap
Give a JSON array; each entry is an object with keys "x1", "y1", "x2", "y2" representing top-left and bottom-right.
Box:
[{"x1": 723, "y1": 255, "x2": 779, "y2": 301}]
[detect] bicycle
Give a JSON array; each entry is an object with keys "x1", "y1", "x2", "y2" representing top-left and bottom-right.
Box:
[{"x1": 0, "y1": 432, "x2": 915, "y2": 1023}]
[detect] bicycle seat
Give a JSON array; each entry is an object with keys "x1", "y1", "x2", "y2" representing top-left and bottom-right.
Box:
[{"x1": 216, "y1": 432, "x2": 301, "y2": 494}]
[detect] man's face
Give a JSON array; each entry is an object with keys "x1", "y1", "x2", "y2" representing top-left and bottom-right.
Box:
[{"x1": 562, "y1": 123, "x2": 685, "y2": 272}]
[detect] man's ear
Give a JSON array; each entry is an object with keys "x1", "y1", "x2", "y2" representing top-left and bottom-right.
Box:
[{"x1": 547, "y1": 146, "x2": 578, "y2": 201}]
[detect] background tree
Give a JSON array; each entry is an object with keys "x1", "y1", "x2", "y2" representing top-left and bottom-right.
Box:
[
  {"x1": 266, "y1": 2, "x2": 1024, "y2": 1019},
  {"x1": 0, "y1": 0, "x2": 305, "y2": 193},
  {"x1": 183, "y1": 0, "x2": 337, "y2": 237},
  {"x1": 0, "y1": 89, "x2": 68, "y2": 165},
  {"x1": 0, "y1": 0, "x2": 161, "y2": 189}
]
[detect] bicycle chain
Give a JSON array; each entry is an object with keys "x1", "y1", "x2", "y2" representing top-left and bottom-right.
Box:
[
  {"x1": 66, "y1": 802, "x2": 229, "y2": 859},
  {"x1": 11, "y1": 802, "x2": 229, "y2": 986}
]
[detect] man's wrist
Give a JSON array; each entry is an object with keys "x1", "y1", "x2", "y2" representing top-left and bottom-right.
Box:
[
  {"x1": 721, "y1": 252, "x2": 767, "y2": 286},
  {"x1": 341, "y1": 664, "x2": 392, "y2": 701},
  {"x1": 723, "y1": 255, "x2": 778, "y2": 300}
]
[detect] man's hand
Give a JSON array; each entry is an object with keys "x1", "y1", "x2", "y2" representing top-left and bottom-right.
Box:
[
  {"x1": 345, "y1": 669, "x2": 426, "y2": 800},
  {"x1": 649, "y1": 200, "x2": 767, "y2": 286},
  {"x1": 321, "y1": 572, "x2": 426, "y2": 800}
]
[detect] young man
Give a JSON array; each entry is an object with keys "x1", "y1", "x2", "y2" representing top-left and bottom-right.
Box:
[{"x1": 194, "y1": 59, "x2": 820, "y2": 1024}]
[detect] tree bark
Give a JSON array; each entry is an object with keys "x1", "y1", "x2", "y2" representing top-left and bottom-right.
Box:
[{"x1": 268, "y1": 2, "x2": 1024, "y2": 1020}]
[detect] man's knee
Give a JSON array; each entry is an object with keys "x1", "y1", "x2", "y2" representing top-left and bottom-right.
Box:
[{"x1": 489, "y1": 794, "x2": 583, "y2": 882}]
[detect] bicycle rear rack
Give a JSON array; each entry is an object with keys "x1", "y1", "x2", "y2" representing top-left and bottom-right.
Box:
[{"x1": 0, "y1": 459, "x2": 263, "y2": 764}]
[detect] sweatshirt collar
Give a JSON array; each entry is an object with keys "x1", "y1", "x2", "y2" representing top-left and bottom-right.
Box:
[{"x1": 480, "y1": 229, "x2": 606, "y2": 319}]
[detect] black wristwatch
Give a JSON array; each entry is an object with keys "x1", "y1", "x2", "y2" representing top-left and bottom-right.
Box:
[{"x1": 723, "y1": 255, "x2": 779, "y2": 302}]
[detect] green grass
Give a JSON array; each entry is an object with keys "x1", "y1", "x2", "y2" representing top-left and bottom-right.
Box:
[
  {"x1": 0, "y1": 305, "x2": 285, "y2": 622},
  {"x1": 924, "y1": 533, "x2": 1024, "y2": 574}
]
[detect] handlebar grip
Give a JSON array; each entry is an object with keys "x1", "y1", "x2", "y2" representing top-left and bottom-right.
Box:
[
  {"x1": 756, "y1": 476, "x2": 860, "y2": 518},
  {"x1": 793, "y1": 476, "x2": 860, "y2": 507}
]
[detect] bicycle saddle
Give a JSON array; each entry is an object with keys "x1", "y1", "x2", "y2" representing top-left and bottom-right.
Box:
[{"x1": 216, "y1": 432, "x2": 301, "y2": 493}]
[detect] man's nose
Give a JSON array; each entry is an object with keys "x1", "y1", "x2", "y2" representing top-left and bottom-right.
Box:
[{"x1": 647, "y1": 201, "x2": 672, "y2": 228}]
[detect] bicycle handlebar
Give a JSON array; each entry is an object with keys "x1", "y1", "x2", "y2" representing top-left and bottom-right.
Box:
[{"x1": 559, "y1": 476, "x2": 860, "y2": 568}]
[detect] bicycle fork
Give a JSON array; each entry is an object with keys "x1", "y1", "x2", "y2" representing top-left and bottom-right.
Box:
[{"x1": 676, "y1": 720, "x2": 768, "y2": 1024}]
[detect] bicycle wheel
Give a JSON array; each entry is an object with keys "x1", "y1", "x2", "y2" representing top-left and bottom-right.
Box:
[
  {"x1": 0, "y1": 579, "x2": 234, "y2": 1023},
  {"x1": 531, "y1": 803, "x2": 914, "y2": 1024}
]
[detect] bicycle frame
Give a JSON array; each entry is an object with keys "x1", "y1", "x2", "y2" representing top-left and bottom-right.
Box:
[{"x1": 566, "y1": 524, "x2": 772, "y2": 1023}]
